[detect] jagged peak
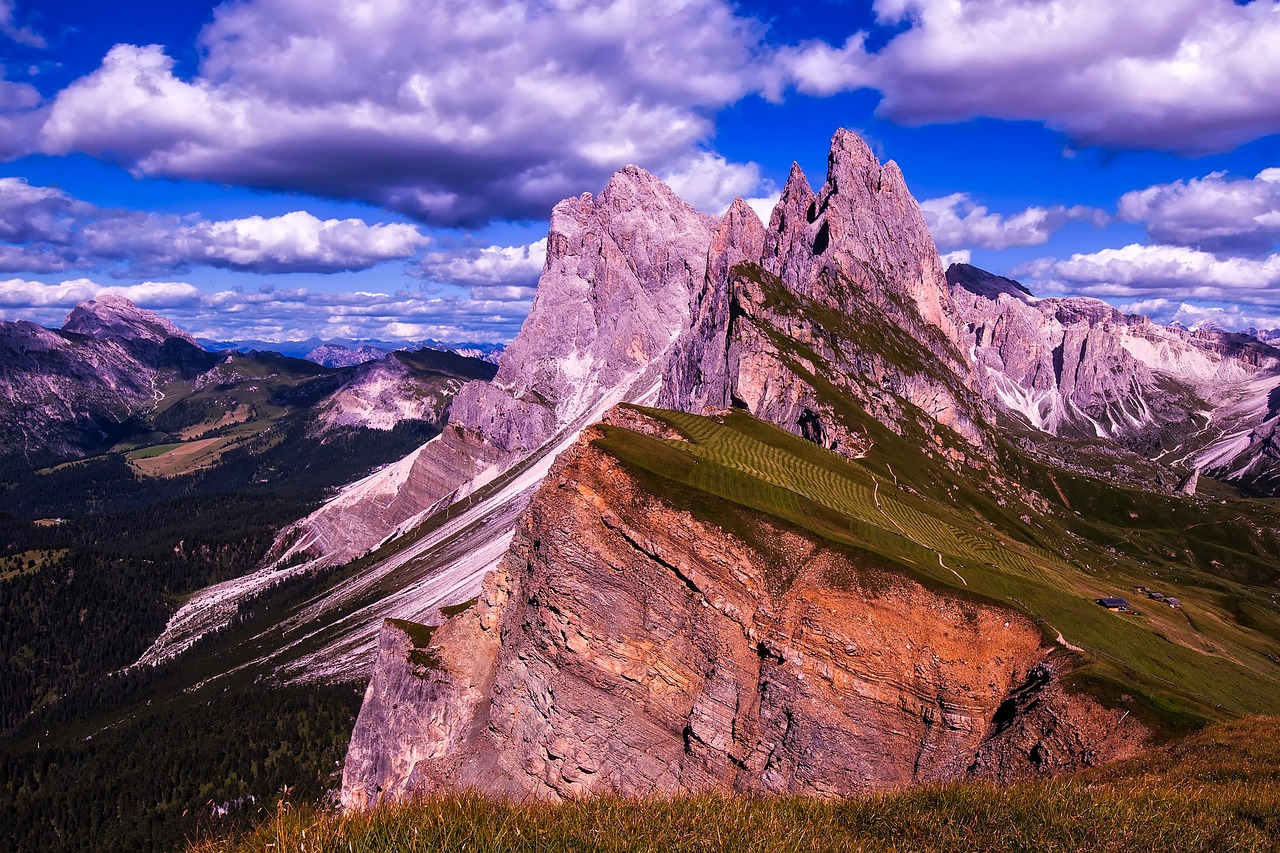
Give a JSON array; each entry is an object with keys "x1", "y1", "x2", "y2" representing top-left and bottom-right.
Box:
[
  {"x1": 63, "y1": 295, "x2": 200, "y2": 348},
  {"x1": 826, "y1": 128, "x2": 882, "y2": 192}
]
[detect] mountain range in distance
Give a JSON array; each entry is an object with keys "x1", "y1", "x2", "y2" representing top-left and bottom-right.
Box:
[{"x1": 199, "y1": 335, "x2": 505, "y2": 365}]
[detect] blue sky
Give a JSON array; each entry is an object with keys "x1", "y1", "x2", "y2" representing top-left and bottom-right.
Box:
[{"x1": 1, "y1": 0, "x2": 1279, "y2": 342}]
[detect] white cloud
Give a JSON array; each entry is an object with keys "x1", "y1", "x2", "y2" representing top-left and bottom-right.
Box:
[
  {"x1": 0, "y1": 277, "x2": 527, "y2": 342},
  {"x1": 29, "y1": 0, "x2": 774, "y2": 225},
  {"x1": 1119, "y1": 169, "x2": 1280, "y2": 254},
  {"x1": 0, "y1": 178, "x2": 433, "y2": 275},
  {"x1": 938, "y1": 249, "x2": 972, "y2": 268},
  {"x1": 660, "y1": 152, "x2": 769, "y2": 216},
  {"x1": 1016, "y1": 243, "x2": 1280, "y2": 303},
  {"x1": 1117, "y1": 298, "x2": 1280, "y2": 333},
  {"x1": 784, "y1": 0, "x2": 1280, "y2": 154},
  {"x1": 745, "y1": 193, "x2": 781, "y2": 226},
  {"x1": 0, "y1": 277, "x2": 200, "y2": 309},
  {"x1": 415, "y1": 238, "x2": 547, "y2": 300},
  {"x1": 921, "y1": 193, "x2": 1106, "y2": 251}
]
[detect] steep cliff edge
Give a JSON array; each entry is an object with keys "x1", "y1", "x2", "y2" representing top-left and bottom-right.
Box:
[
  {"x1": 273, "y1": 165, "x2": 715, "y2": 570},
  {"x1": 138, "y1": 164, "x2": 717, "y2": 681},
  {"x1": 342, "y1": 408, "x2": 1146, "y2": 806},
  {"x1": 661, "y1": 130, "x2": 984, "y2": 456}
]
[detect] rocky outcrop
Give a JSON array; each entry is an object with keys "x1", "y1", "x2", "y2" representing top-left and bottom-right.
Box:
[
  {"x1": 341, "y1": 409, "x2": 1144, "y2": 807},
  {"x1": 661, "y1": 131, "x2": 982, "y2": 454},
  {"x1": 311, "y1": 350, "x2": 496, "y2": 434},
  {"x1": 63, "y1": 293, "x2": 200, "y2": 349},
  {"x1": 274, "y1": 165, "x2": 715, "y2": 568},
  {"x1": 305, "y1": 343, "x2": 390, "y2": 368},
  {"x1": 948, "y1": 263, "x2": 1280, "y2": 493}
]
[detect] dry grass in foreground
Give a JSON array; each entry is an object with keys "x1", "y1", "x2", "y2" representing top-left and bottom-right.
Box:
[{"x1": 191, "y1": 716, "x2": 1280, "y2": 853}]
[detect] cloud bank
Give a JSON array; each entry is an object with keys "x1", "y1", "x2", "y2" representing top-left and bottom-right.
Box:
[
  {"x1": 785, "y1": 0, "x2": 1280, "y2": 154},
  {"x1": 0, "y1": 277, "x2": 527, "y2": 343},
  {"x1": 25, "y1": 0, "x2": 773, "y2": 226},
  {"x1": 921, "y1": 194, "x2": 1106, "y2": 251}
]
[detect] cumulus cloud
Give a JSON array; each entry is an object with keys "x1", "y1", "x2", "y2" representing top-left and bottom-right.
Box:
[
  {"x1": 28, "y1": 0, "x2": 774, "y2": 226},
  {"x1": 0, "y1": 277, "x2": 200, "y2": 309},
  {"x1": 938, "y1": 249, "x2": 972, "y2": 268},
  {"x1": 784, "y1": 0, "x2": 1280, "y2": 154},
  {"x1": 660, "y1": 152, "x2": 770, "y2": 216},
  {"x1": 921, "y1": 193, "x2": 1106, "y2": 251},
  {"x1": 415, "y1": 238, "x2": 547, "y2": 301},
  {"x1": 1119, "y1": 169, "x2": 1280, "y2": 254},
  {"x1": 1016, "y1": 243, "x2": 1280, "y2": 304},
  {"x1": 0, "y1": 178, "x2": 431, "y2": 275},
  {"x1": 0, "y1": 277, "x2": 527, "y2": 342}
]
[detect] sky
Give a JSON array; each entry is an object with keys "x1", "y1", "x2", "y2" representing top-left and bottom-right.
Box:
[{"x1": 1, "y1": 0, "x2": 1279, "y2": 343}]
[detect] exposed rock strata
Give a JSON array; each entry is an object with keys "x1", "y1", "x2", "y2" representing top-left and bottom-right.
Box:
[
  {"x1": 0, "y1": 298, "x2": 217, "y2": 467},
  {"x1": 660, "y1": 131, "x2": 984, "y2": 456},
  {"x1": 948, "y1": 263, "x2": 1280, "y2": 492},
  {"x1": 272, "y1": 165, "x2": 715, "y2": 567},
  {"x1": 342, "y1": 410, "x2": 1145, "y2": 807}
]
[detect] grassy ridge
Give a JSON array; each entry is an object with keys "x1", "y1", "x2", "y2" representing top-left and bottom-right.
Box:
[
  {"x1": 592, "y1": 406, "x2": 1280, "y2": 726},
  {"x1": 193, "y1": 717, "x2": 1280, "y2": 853}
]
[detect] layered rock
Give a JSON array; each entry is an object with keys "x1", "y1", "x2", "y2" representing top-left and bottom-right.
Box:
[
  {"x1": 0, "y1": 298, "x2": 217, "y2": 468},
  {"x1": 311, "y1": 349, "x2": 496, "y2": 434},
  {"x1": 948, "y1": 263, "x2": 1280, "y2": 492},
  {"x1": 271, "y1": 165, "x2": 715, "y2": 568},
  {"x1": 342, "y1": 409, "x2": 1142, "y2": 806},
  {"x1": 661, "y1": 131, "x2": 982, "y2": 454}
]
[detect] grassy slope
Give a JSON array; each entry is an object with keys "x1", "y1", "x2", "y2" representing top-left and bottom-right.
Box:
[
  {"x1": 588, "y1": 405, "x2": 1280, "y2": 727},
  {"x1": 193, "y1": 715, "x2": 1280, "y2": 852}
]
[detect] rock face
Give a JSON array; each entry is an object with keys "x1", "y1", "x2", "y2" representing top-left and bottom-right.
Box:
[
  {"x1": 312, "y1": 350, "x2": 496, "y2": 434},
  {"x1": 306, "y1": 343, "x2": 390, "y2": 368},
  {"x1": 63, "y1": 293, "x2": 200, "y2": 350},
  {"x1": 341, "y1": 410, "x2": 1143, "y2": 807},
  {"x1": 661, "y1": 131, "x2": 983, "y2": 456},
  {"x1": 273, "y1": 165, "x2": 715, "y2": 568},
  {"x1": 948, "y1": 263, "x2": 1280, "y2": 492}
]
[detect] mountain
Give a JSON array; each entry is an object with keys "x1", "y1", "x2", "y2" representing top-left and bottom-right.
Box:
[
  {"x1": 8, "y1": 132, "x2": 1278, "y2": 850},
  {"x1": 133, "y1": 162, "x2": 718, "y2": 681},
  {"x1": 948, "y1": 263, "x2": 1280, "y2": 494},
  {"x1": 326, "y1": 130, "x2": 1280, "y2": 807},
  {"x1": 0, "y1": 298, "x2": 498, "y2": 477},
  {"x1": 312, "y1": 349, "x2": 497, "y2": 433},
  {"x1": 0, "y1": 297, "x2": 220, "y2": 470},
  {"x1": 305, "y1": 343, "x2": 390, "y2": 368}
]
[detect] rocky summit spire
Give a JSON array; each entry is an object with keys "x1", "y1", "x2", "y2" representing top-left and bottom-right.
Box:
[
  {"x1": 661, "y1": 129, "x2": 982, "y2": 450},
  {"x1": 765, "y1": 129, "x2": 961, "y2": 349}
]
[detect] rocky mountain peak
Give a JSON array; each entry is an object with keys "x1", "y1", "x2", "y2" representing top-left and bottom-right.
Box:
[
  {"x1": 63, "y1": 295, "x2": 200, "y2": 349},
  {"x1": 448, "y1": 161, "x2": 715, "y2": 454},
  {"x1": 782, "y1": 130, "x2": 959, "y2": 344},
  {"x1": 947, "y1": 263, "x2": 1035, "y2": 302}
]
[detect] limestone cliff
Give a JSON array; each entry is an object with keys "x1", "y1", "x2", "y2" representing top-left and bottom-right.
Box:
[
  {"x1": 342, "y1": 408, "x2": 1144, "y2": 807},
  {"x1": 948, "y1": 263, "x2": 1280, "y2": 492},
  {"x1": 660, "y1": 130, "x2": 984, "y2": 456},
  {"x1": 271, "y1": 165, "x2": 715, "y2": 568}
]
